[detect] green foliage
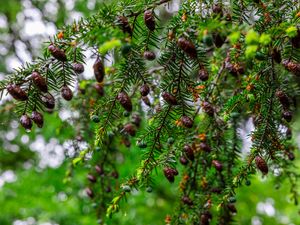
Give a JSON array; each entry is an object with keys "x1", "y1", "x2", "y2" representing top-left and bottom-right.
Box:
[{"x1": 1, "y1": 0, "x2": 300, "y2": 225}]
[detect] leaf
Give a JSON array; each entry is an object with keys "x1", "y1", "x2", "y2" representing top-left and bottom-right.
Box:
[
  {"x1": 72, "y1": 157, "x2": 82, "y2": 166},
  {"x1": 99, "y1": 39, "x2": 122, "y2": 54}
]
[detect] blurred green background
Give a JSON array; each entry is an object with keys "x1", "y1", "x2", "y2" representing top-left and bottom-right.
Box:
[{"x1": 0, "y1": 1, "x2": 300, "y2": 225}]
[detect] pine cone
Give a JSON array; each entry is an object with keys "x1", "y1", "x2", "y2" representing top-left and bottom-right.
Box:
[
  {"x1": 95, "y1": 165, "x2": 104, "y2": 175},
  {"x1": 183, "y1": 144, "x2": 194, "y2": 161},
  {"x1": 143, "y1": 51, "x2": 156, "y2": 60},
  {"x1": 212, "y1": 160, "x2": 223, "y2": 171},
  {"x1": 182, "y1": 196, "x2": 193, "y2": 205},
  {"x1": 140, "y1": 84, "x2": 150, "y2": 96},
  {"x1": 48, "y1": 44, "x2": 67, "y2": 61},
  {"x1": 117, "y1": 91, "x2": 132, "y2": 112},
  {"x1": 20, "y1": 114, "x2": 33, "y2": 130},
  {"x1": 181, "y1": 115, "x2": 193, "y2": 128},
  {"x1": 111, "y1": 171, "x2": 119, "y2": 179},
  {"x1": 255, "y1": 156, "x2": 268, "y2": 175},
  {"x1": 132, "y1": 114, "x2": 141, "y2": 127},
  {"x1": 275, "y1": 90, "x2": 290, "y2": 108},
  {"x1": 162, "y1": 92, "x2": 177, "y2": 105},
  {"x1": 163, "y1": 167, "x2": 178, "y2": 183},
  {"x1": 123, "y1": 137, "x2": 131, "y2": 147},
  {"x1": 199, "y1": 142, "x2": 212, "y2": 152},
  {"x1": 41, "y1": 94, "x2": 55, "y2": 109},
  {"x1": 225, "y1": 62, "x2": 245, "y2": 76},
  {"x1": 86, "y1": 187, "x2": 94, "y2": 198},
  {"x1": 180, "y1": 156, "x2": 188, "y2": 165},
  {"x1": 177, "y1": 37, "x2": 197, "y2": 59},
  {"x1": 225, "y1": 62, "x2": 237, "y2": 75},
  {"x1": 288, "y1": 152, "x2": 295, "y2": 161},
  {"x1": 93, "y1": 58, "x2": 105, "y2": 83},
  {"x1": 31, "y1": 72, "x2": 48, "y2": 92},
  {"x1": 73, "y1": 62, "x2": 85, "y2": 74},
  {"x1": 227, "y1": 203, "x2": 237, "y2": 213},
  {"x1": 94, "y1": 83, "x2": 105, "y2": 96},
  {"x1": 291, "y1": 28, "x2": 300, "y2": 48},
  {"x1": 202, "y1": 102, "x2": 214, "y2": 116},
  {"x1": 117, "y1": 16, "x2": 132, "y2": 35},
  {"x1": 6, "y1": 84, "x2": 28, "y2": 101},
  {"x1": 61, "y1": 85, "x2": 73, "y2": 101},
  {"x1": 212, "y1": 4, "x2": 223, "y2": 17},
  {"x1": 200, "y1": 211, "x2": 212, "y2": 225},
  {"x1": 282, "y1": 110, "x2": 292, "y2": 122},
  {"x1": 123, "y1": 123, "x2": 136, "y2": 136},
  {"x1": 144, "y1": 10, "x2": 155, "y2": 31},
  {"x1": 31, "y1": 111, "x2": 44, "y2": 128},
  {"x1": 87, "y1": 174, "x2": 97, "y2": 183},
  {"x1": 282, "y1": 60, "x2": 300, "y2": 76},
  {"x1": 199, "y1": 68, "x2": 209, "y2": 81},
  {"x1": 142, "y1": 96, "x2": 151, "y2": 106}
]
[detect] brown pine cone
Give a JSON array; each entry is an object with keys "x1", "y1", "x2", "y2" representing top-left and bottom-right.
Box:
[
  {"x1": 61, "y1": 85, "x2": 73, "y2": 101},
  {"x1": 140, "y1": 84, "x2": 150, "y2": 96},
  {"x1": 94, "y1": 83, "x2": 105, "y2": 96},
  {"x1": 212, "y1": 4, "x2": 223, "y2": 17},
  {"x1": 163, "y1": 167, "x2": 178, "y2": 183},
  {"x1": 6, "y1": 84, "x2": 28, "y2": 101},
  {"x1": 162, "y1": 92, "x2": 177, "y2": 105},
  {"x1": 95, "y1": 165, "x2": 104, "y2": 175},
  {"x1": 31, "y1": 72, "x2": 48, "y2": 92},
  {"x1": 199, "y1": 142, "x2": 212, "y2": 152},
  {"x1": 20, "y1": 114, "x2": 33, "y2": 130},
  {"x1": 275, "y1": 90, "x2": 290, "y2": 108},
  {"x1": 31, "y1": 111, "x2": 44, "y2": 128},
  {"x1": 132, "y1": 114, "x2": 141, "y2": 127},
  {"x1": 282, "y1": 110, "x2": 292, "y2": 122},
  {"x1": 41, "y1": 94, "x2": 55, "y2": 109},
  {"x1": 177, "y1": 37, "x2": 197, "y2": 59},
  {"x1": 182, "y1": 196, "x2": 193, "y2": 205},
  {"x1": 117, "y1": 16, "x2": 132, "y2": 35},
  {"x1": 181, "y1": 115, "x2": 193, "y2": 128},
  {"x1": 291, "y1": 29, "x2": 300, "y2": 48},
  {"x1": 144, "y1": 10, "x2": 155, "y2": 31},
  {"x1": 73, "y1": 62, "x2": 85, "y2": 74},
  {"x1": 85, "y1": 187, "x2": 94, "y2": 198},
  {"x1": 48, "y1": 44, "x2": 67, "y2": 61},
  {"x1": 227, "y1": 203, "x2": 237, "y2": 213},
  {"x1": 202, "y1": 102, "x2": 214, "y2": 116},
  {"x1": 212, "y1": 160, "x2": 223, "y2": 171},
  {"x1": 123, "y1": 123, "x2": 136, "y2": 136},
  {"x1": 183, "y1": 144, "x2": 194, "y2": 161},
  {"x1": 255, "y1": 156, "x2": 268, "y2": 175},
  {"x1": 143, "y1": 51, "x2": 156, "y2": 60},
  {"x1": 200, "y1": 211, "x2": 212, "y2": 225},
  {"x1": 282, "y1": 60, "x2": 300, "y2": 76},
  {"x1": 117, "y1": 91, "x2": 132, "y2": 112},
  {"x1": 93, "y1": 58, "x2": 105, "y2": 83},
  {"x1": 288, "y1": 152, "x2": 295, "y2": 161},
  {"x1": 180, "y1": 156, "x2": 188, "y2": 165},
  {"x1": 199, "y1": 68, "x2": 209, "y2": 81},
  {"x1": 87, "y1": 174, "x2": 97, "y2": 183},
  {"x1": 142, "y1": 96, "x2": 151, "y2": 106}
]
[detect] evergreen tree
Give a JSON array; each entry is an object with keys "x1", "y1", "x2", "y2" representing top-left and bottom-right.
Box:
[{"x1": 1, "y1": 0, "x2": 300, "y2": 224}]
